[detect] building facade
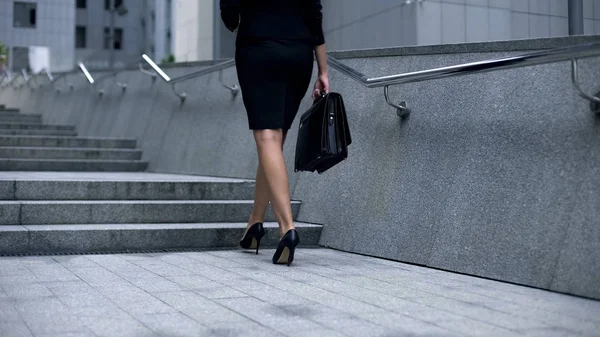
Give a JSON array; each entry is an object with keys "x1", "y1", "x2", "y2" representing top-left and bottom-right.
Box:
[
  {"x1": 0, "y1": 0, "x2": 173, "y2": 73},
  {"x1": 74, "y1": 0, "x2": 157, "y2": 69},
  {"x1": 0, "y1": 0, "x2": 76, "y2": 72},
  {"x1": 320, "y1": 0, "x2": 600, "y2": 51},
  {"x1": 213, "y1": 0, "x2": 600, "y2": 59},
  {"x1": 171, "y1": 0, "x2": 214, "y2": 62}
]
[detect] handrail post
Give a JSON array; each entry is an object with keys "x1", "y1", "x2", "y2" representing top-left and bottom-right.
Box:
[
  {"x1": 139, "y1": 63, "x2": 158, "y2": 82},
  {"x1": 384, "y1": 86, "x2": 409, "y2": 118},
  {"x1": 570, "y1": 59, "x2": 600, "y2": 114},
  {"x1": 219, "y1": 70, "x2": 239, "y2": 97}
]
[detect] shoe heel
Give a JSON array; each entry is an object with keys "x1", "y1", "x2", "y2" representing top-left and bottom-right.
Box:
[
  {"x1": 255, "y1": 237, "x2": 261, "y2": 255},
  {"x1": 286, "y1": 246, "x2": 296, "y2": 266}
]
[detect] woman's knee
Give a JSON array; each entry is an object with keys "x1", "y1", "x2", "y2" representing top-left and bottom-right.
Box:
[{"x1": 253, "y1": 129, "x2": 282, "y2": 146}]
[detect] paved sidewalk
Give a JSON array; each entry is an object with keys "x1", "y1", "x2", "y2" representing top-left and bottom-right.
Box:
[{"x1": 0, "y1": 248, "x2": 598, "y2": 337}]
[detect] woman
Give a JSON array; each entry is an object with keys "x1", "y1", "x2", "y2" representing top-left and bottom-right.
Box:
[{"x1": 220, "y1": 0, "x2": 328, "y2": 266}]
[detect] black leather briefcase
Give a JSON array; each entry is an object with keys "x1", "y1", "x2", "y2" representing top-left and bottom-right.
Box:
[{"x1": 294, "y1": 92, "x2": 352, "y2": 174}]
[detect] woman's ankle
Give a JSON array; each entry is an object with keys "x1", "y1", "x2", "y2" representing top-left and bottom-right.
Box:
[
  {"x1": 247, "y1": 217, "x2": 264, "y2": 227},
  {"x1": 280, "y1": 223, "x2": 295, "y2": 235}
]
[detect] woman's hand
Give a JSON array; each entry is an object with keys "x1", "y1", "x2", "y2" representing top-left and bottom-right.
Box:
[{"x1": 312, "y1": 73, "x2": 329, "y2": 100}]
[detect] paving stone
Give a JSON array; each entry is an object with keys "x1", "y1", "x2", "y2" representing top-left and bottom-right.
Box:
[
  {"x1": 101, "y1": 290, "x2": 177, "y2": 315},
  {"x1": 166, "y1": 275, "x2": 223, "y2": 290},
  {"x1": 12, "y1": 297, "x2": 70, "y2": 317},
  {"x1": 35, "y1": 333, "x2": 96, "y2": 337},
  {"x1": 0, "y1": 248, "x2": 597, "y2": 337},
  {"x1": 0, "y1": 321, "x2": 34, "y2": 337},
  {"x1": 152, "y1": 291, "x2": 248, "y2": 325},
  {"x1": 285, "y1": 284, "x2": 388, "y2": 315},
  {"x1": 0, "y1": 275, "x2": 39, "y2": 286},
  {"x1": 44, "y1": 280, "x2": 97, "y2": 296},
  {"x1": 129, "y1": 259, "x2": 194, "y2": 277},
  {"x1": 69, "y1": 267, "x2": 125, "y2": 285},
  {"x1": 126, "y1": 276, "x2": 184, "y2": 293},
  {"x1": 68, "y1": 305, "x2": 132, "y2": 319},
  {"x1": 0, "y1": 265, "x2": 36, "y2": 278},
  {"x1": 20, "y1": 314, "x2": 90, "y2": 336},
  {"x1": 192, "y1": 286, "x2": 249, "y2": 299},
  {"x1": 284, "y1": 329, "x2": 347, "y2": 337},
  {"x1": 317, "y1": 316, "x2": 405, "y2": 337},
  {"x1": 0, "y1": 299, "x2": 22, "y2": 322},
  {"x1": 258, "y1": 316, "x2": 325, "y2": 334},
  {"x1": 135, "y1": 313, "x2": 211, "y2": 337},
  {"x1": 27, "y1": 264, "x2": 80, "y2": 282},
  {"x1": 56, "y1": 292, "x2": 114, "y2": 308},
  {"x1": 51, "y1": 256, "x2": 99, "y2": 269},
  {"x1": 517, "y1": 327, "x2": 591, "y2": 337},
  {"x1": 16, "y1": 256, "x2": 58, "y2": 265},
  {"x1": 2, "y1": 283, "x2": 54, "y2": 300},
  {"x1": 78, "y1": 317, "x2": 160, "y2": 337},
  {"x1": 208, "y1": 320, "x2": 282, "y2": 337},
  {"x1": 435, "y1": 319, "x2": 524, "y2": 337},
  {"x1": 92, "y1": 281, "x2": 144, "y2": 295},
  {"x1": 360, "y1": 311, "x2": 456, "y2": 334}
]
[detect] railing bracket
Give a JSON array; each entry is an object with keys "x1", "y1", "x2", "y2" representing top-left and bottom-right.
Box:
[
  {"x1": 172, "y1": 83, "x2": 187, "y2": 103},
  {"x1": 384, "y1": 85, "x2": 410, "y2": 118},
  {"x1": 118, "y1": 83, "x2": 127, "y2": 92},
  {"x1": 570, "y1": 59, "x2": 600, "y2": 114},
  {"x1": 139, "y1": 63, "x2": 158, "y2": 82},
  {"x1": 219, "y1": 70, "x2": 240, "y2": 98},
  {"x1": 592, "y1": 91, "x2": 600, "y2": 114}
]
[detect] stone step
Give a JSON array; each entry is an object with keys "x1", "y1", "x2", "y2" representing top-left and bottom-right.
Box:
[
  {"x1": 0, "y1": 172, "x2": 255, "y2": 200},
  {"x1": 0, "y1": 158, "x2": 148, "y2": 171},
  {"x1": 0, "y1": 200, "x2": 301, "y2": 225},
  {"x1": 0, "y1": 129, "x2": 77, "y2": 136},
  {"x1": 0, "y1": 123, "x2": 74, "y2": 130},
  {"x1": 0, "y1": 109, "x2": 20, "y2": 116},
  {"x1": 0, "y1": 135, "x2": 137, "y2": 149},
  {"x1": 0, "y1": 222, "x2": 322, "y2": 255},
  {"x1": 0, "y1": 146, "x2": 143, "y2": 160},
  {"x1": 0, "y1": 115, "x2": 43, "y2": 124}
]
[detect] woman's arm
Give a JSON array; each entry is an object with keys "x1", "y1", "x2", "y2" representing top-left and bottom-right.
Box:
[
  {"x1": 309, "y1": 0, "x2": 329, "y2": 99},
  {"x1": 220, "y1": 0, "x2": 240, "y2": 32},
  {"x1": 313, "y1": 44, "x2": 329, "y2": 99}
]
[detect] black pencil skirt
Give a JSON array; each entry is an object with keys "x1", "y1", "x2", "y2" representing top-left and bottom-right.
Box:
[{"x1": 235, "y1": 38, "x2": 314, "y2": 130}]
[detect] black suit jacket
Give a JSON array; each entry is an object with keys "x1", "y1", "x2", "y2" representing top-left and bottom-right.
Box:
[{"x1": 220, "y1": 0, "x2": 325, "y2": 46}]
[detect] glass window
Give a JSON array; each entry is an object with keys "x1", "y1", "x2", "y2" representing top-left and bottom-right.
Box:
[
  {"x1": 76, "y1": 0, "x2": 86, "y2": 9},
  {"x1": 114, "y1": 28, "x2": 123, "y2": 50},
  {"x1": 76, "y1": 26, "x2": 87, "y2": 49},
  {"x1": 105, "y1": 0, "x2": 123, "y2": 10},
  {"x1": 13, "y1": 2, "x2": 37, "y2": 29}
]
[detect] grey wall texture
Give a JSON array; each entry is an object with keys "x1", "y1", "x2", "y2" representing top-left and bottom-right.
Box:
[
  {"x1": 1, "y1": 36, "x2": 599, "y2": 300},
  {"x1": 321, "y1": 0, "x2": 600, "y2": 51}
]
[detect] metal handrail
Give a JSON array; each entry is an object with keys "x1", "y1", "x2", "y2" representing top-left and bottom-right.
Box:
[
  {"x1": 327, "y1": 42, "x2": 600, "y2": 117},
  {"x1": 142, "y1": 56, "x2": 239, "y2": 102},
  {"x1": 92, "y1": 58, "x2": 144, "y2": 95},
  {"x1": 6, "y1": 42, "x2": 598, "y2": 114}
]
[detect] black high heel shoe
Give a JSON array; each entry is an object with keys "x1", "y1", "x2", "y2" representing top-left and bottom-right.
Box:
[
  {"x1": 272, "y1": 229, "x2": 300, "y2": 266},
  {"x1": 239, "y1": 222, "x2": 265, "y2": 254}
]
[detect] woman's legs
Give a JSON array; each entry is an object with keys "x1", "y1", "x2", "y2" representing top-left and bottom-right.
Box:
[{"x1": 246, "y1": 129, "x2": 294, "y2": 236}]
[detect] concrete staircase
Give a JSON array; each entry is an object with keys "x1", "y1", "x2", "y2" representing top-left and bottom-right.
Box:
[
  {"x1": 0, "y1": 107, "x2": 322, "y2": 255},
  {"x1": 0, "y1": 108, "x2": 147, "y2": 171}
]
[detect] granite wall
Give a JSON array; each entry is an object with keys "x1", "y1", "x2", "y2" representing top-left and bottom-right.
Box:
[{"x1": 1, "y1": 36, "x2": 599, "y2": 299}]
